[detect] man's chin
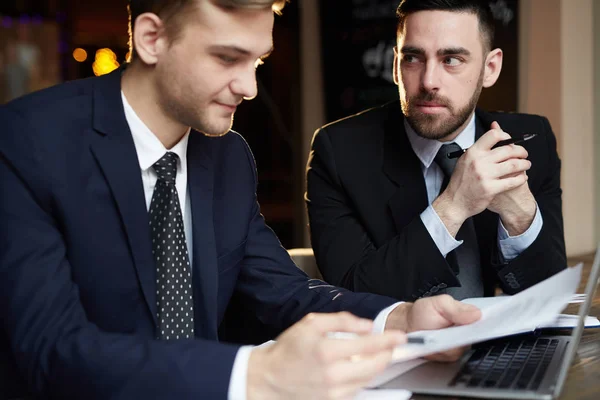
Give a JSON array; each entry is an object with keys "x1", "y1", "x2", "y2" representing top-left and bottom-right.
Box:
[
  {"x1": 199, "y1": 130, "x2": 230, "y2": 138},
  {"x1": 194, "y1": 120, "x2": 233, "y2": 137},
  {"x1": 408, "y1": 116, "x2": 454, "y2": 141}
]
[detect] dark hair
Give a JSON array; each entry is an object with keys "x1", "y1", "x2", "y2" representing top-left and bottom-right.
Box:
[
  {"x1": 396, "y1": 0, "x2": 495, "y2": 51},
  {"x1": 127, "y1": 0, "x2": 288, "y2": 61}
]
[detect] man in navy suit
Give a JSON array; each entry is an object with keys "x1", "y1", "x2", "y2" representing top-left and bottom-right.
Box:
[{"x1": 0, "y1": 1, "x2": 481, "y2": 399}]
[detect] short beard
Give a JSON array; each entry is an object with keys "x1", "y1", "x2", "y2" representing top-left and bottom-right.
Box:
[{"x1": 401, "y1": 70, "x2": 484, "y2": 141}]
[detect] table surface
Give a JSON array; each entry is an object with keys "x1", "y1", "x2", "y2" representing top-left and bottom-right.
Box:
[{"x1": 413, "y1": 252, "x2": 600, "y2": 400}]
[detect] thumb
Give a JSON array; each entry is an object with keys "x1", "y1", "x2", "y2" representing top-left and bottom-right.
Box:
[
  {"x1": 491, "y1": 121, "x2": 502, "y2": 131},
  {"x1": 437, "y1": 297, "x2": 482, "y2": 326}
]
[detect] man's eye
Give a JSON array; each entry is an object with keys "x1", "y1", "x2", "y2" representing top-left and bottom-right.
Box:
[
  {"x1": 402, "y1": 55, "x2": 419, "y2": 63},
  {"x1": 218, "y1": 55, "x2": 237, "y2": 64},
  {"x1": 444, "y1": 57, "x2": 462, "y2": 66}
]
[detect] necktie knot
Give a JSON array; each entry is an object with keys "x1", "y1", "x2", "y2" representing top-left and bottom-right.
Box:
[
  {"x1": 434, "y1": 142, "x2": 462, "y2": 177},
  {"x1": 153, "y1": 152, "x2": 178, "y2": 184}
]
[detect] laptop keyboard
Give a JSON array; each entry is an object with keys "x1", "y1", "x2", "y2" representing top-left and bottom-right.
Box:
[{"x1": 449, "y1": 337, "x2": 561, "y2": 390}]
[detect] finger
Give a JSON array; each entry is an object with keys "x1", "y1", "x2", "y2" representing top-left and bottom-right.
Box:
[
  {"x1": 322, "y1": 384, "x2": 365, "y2": 400},
  {"x1": 488, "y1": 144, "x2": 529, "y2": 163},
  {"x1": 499, "y1": 171, "x2": 527, "y2": 180},
  {"x1": 302, "y1": 312, "x2": 374, "y2": 336},
  {"x1": 425, "y1": 346, "x2": 470, "y2": 363},
  {"x1": 473, "y1": 125, "x2": 511, "y2": 151},
  {"x1": 325, "y1": 350, "x2": 393, "y2": 387},
  {"x1": 321, "y1": 332, "x2": 406, "y2": 362},
  {"x1": 491, "y1": 121, "x2": 501, "y2": 130},
  {"x1": 490, "y1": 173, "x2": 529, "y2": 194},
  {"x1": 433, "y1": 296, "x2": 482, "y2": 326},
  {"x1": 489, "y1": 159, "x2": 531, "y2": 179}
]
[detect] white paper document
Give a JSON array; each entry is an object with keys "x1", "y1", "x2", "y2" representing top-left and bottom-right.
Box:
[
  {"x1": 354, "y1": 389, "x2": 412, "y2": 400},
  {"x1": 462, "y1": 296, "x2": 600, "y2": 329},
  {"x1": 391, "y1": 263, "x2": 583, "y2": 363},
  {"x1": 365, "y1": 358, "x2": 427, "y2": 388}
]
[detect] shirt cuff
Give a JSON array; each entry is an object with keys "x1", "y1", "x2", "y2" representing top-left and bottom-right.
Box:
[
  {"x1": 420, "y1": 205, "x2": 462, "y2": 258},
  {"x1": 372, "y1": 302, "x2": 405, "y2": 333},
  {"x1": 497, "y1": 202, "x2": 543, "y2": 261},
  {"x1": 228, "y1": 345, "x2": 254, "y2": 400}
]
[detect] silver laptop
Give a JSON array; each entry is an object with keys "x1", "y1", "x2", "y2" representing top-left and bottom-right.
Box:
[{"x1": 379, "y1": 246, "x2": 600, "y2": 399}]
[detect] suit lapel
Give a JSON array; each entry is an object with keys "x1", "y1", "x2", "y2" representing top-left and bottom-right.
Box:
[
  {"x1": 88, "y1": 68, "x2": 158, "y2": 326},
  {"x1": 187, "y1": 132, "x2": 219, "y2": 339},
  {"x1": 382, "y1": 106, "x2": 429, "y2": 232}
]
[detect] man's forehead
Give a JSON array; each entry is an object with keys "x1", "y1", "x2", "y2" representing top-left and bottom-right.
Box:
[
  {"x1": 193, "y1": 1, "x2": 274, "y2": 54},
  {"x1": 399, "y1": 10, "x2": 481, "y2": 48}
]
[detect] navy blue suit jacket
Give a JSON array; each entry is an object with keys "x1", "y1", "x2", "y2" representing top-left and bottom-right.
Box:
[{"x1": 0, "y1": 69, "x2": 396, "y2": 399}]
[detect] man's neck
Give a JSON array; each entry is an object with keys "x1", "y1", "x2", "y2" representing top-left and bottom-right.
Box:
[{"x1": 121, "y1": 62, "x2": 189, "y2": 149}]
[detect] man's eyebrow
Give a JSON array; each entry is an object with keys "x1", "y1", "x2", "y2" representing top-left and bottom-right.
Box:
[
  {"x1": 400, "y1": 45, "x2": 425, "y2": 55},
  {"x1": 208, "y1": 45, "x2": 274, "y2": 59},
  {"x1": 399, "y1": 46, "x2": 472, "y2": 57},
  {"x1": 437, "y1": 47, "x2": 471, "y2": 57}
]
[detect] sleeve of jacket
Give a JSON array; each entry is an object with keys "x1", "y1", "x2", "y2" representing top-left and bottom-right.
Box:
[
  {"x1": 0, "y1": 106, "x2": 240, "y2": 400},
  {"x1": 491, "y1": 116, "x2": 566, "y2": 294},
  {"x1": 306, "y1": 127, "x2": 460, "y2": 301},
  {"x1": 228, "y1": 134, "x2": 397, "y2": 333}
]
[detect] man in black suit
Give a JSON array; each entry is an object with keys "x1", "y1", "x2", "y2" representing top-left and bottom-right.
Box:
[
  {"x1": 306, "y1": 0, "x2": 566, "y2": 302},
  {"x1": 0, "y1": 1, "x2": 484, "y2": 399}
]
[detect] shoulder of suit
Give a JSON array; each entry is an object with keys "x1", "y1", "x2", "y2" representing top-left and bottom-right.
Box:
[
  {"x1": 2, "y1": 75, "x2": 96, "y2": 125},
  {"x1": 315, "y1": 102, "x2": 397, "y2": 139}
]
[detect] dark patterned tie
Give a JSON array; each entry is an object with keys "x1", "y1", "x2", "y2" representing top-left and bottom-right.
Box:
[
  {"x1": 434, "y1": 143, "x2": 484, "y2": 299},
  {"x1": 149, "y1": 152, "x2": 195, "y2": 340}
]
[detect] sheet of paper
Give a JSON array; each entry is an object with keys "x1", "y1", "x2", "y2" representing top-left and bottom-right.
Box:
[
  {"x1": 538, "y1": 315, "x2": 600, "y2": 329},
  {"x1": 355, "y1": 389, "x2": 412, "y2": 400},
  {"x1": 391, "y1": 263, "x2": 583, "y2": 363},
  {"x1": 462, "y1": 292, "x2": 600, "y2": 329},
  {"x1": 365, "y1": 358, "x2": 427, "y2": 388}
]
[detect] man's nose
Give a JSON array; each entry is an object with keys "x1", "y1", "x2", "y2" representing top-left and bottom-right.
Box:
[
  {"x1": 230, "y1": 67, "x2": 258, "y2": 100},
  {"x1": 421, "y1": 61, "x2": 441, "y2": 92}
]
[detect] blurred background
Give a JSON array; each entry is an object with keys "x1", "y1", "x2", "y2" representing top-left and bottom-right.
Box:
[{"x1": 0, "y1": 0, "x2": 597, "y2": 257}]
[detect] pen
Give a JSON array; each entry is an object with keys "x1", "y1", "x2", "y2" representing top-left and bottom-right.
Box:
[
  {"x1": 446, "y1": 133, "x2": 538, "y2": 159},
  {"x1": 327, "y1": 332, "x2": 426, "y2": 344}
]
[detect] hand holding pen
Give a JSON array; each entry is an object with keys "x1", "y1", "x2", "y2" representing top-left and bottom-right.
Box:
[
  {"x1": 432, "y1": 122, "x2": 533, "y2": 236},
  {"x1": 447, "y1": 132, "x2": 538, "y2": 159}
]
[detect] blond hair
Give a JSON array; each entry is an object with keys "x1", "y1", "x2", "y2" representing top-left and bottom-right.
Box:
[{"x1": 128, "y1": 0, "x2": 288, "y2": 60}]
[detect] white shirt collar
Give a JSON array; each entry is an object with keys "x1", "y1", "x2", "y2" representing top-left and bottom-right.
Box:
[
  {"x1": 121, "y1": 91, "x2": 190, "y2": 173},
  {"x1": 405, "y1": 113, "x2": 476, "y2": 169}
]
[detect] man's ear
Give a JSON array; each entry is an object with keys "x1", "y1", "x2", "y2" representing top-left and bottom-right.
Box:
[
  {"x1": 393, "y1": 46, "x2": 400, "y2": 85},
  {"x1": 132, "y1": 12, "x2": 168, "y2": 66},
  {"x1": 482, "y1": 48, "x2": 503, "y2": 88}
]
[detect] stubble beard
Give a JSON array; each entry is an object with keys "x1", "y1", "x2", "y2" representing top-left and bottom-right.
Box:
[{"x1": 402, "y1": 71, "x2": 484, "y2": 141}]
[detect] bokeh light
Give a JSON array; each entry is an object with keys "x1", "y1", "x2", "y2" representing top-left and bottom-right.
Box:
[
  {"x1": 72, "y1": 48, "x2": 88, "y2": 63},
  {"x1": 92, "y1": 48, "x2": 120, "y2": 76}
]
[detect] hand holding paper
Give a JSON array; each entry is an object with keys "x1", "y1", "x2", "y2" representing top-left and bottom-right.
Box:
[{"x1": 391, "y1": 264, "x2": 583, "y2": 363}]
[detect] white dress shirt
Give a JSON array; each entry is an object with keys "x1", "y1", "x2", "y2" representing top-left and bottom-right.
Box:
[
  {"x1": 121, "y1": 92, "x2": 402, "y2": 400},
  {"x1": 404, "y1": 114, "x2": 543, "y2": 261}
]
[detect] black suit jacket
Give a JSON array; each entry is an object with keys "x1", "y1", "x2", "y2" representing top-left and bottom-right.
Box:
[
  {"x1": 306, "y1": 102, "x2": 566, "y2": 301},
  {"x1": 0, "y1": 69, "x2": 396, "y2": 400}
]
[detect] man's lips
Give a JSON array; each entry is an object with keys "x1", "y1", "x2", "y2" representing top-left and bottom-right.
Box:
[
  {"x1": 415, "y1": 102, "x2": 447, "y2": 114},
  {"x1": 216, "y1": 102, "x2": 239, "y2": 112},
  {"x1": 416, "y1": 102, "x2": 445, "y2": 107}
]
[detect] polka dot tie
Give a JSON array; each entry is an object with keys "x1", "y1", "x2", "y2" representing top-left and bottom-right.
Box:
[{"x1": 149, "y1": 152, "x2": 194, "y2": 340}]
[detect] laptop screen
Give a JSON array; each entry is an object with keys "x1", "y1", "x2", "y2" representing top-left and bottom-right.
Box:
[{"x1": 553, "y1": 245, "x2": 600, "y2": 397}]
